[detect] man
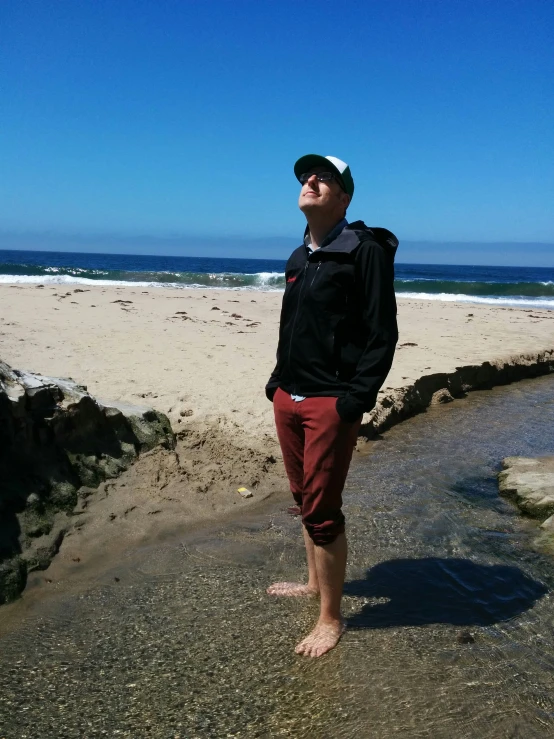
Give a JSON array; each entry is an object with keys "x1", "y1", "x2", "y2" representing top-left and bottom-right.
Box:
[{"x1": 265, "y1": 154, "x2": 398, "y2": 657}]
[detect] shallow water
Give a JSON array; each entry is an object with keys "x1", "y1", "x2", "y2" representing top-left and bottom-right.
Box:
[{"x1": 1, "y1": 376, "x2": 554, "y2": 738}]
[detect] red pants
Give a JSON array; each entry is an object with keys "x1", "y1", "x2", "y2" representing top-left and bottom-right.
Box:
[{"x1": 273, "y1": 388, "x2": 362, "y2": 546}]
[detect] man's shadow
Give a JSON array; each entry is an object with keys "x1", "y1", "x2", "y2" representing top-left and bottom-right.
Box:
[{"x1": 344, "y1": 558, "x2": 548, "y2": 629}]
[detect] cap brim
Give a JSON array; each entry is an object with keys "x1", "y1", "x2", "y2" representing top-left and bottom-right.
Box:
[{"x1": 294, "y1": 154, "x2": 347, "y2": 191}]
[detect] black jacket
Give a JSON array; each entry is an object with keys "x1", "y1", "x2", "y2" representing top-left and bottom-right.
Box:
[{"x1": 265, "y1": 220, "x2": 398, "y2": 422}]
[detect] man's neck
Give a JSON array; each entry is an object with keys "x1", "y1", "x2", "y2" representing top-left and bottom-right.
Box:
[{"x1": 306, "y1": 215, "x2": 345, "y2": 250}]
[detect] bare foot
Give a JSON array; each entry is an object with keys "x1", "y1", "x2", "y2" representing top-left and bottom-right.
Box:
[
  {"x1": 295, "y1": 620, "x2": 345, "y2": 657},
  {"x1": 266, "y1": 582, "x2": 319, "y2": 597}
]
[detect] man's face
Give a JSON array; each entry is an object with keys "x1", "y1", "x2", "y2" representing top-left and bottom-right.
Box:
[{"x1": 298, "y1": 166, "x2": 351, "y2": 220}]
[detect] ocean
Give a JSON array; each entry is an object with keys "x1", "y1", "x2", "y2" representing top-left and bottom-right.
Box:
[{"x1": 1, "y1": 249, "x2": 553, "y2": 309}]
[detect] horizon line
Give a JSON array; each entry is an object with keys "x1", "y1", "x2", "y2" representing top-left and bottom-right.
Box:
[{"x1": 1, "y1": 229, "x2": 554, "y2": 247}]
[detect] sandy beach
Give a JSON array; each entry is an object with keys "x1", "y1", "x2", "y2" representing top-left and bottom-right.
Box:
[
  {"x1": 1, "y1": 283, "x2": 553, "y2": 581},
  {"x1": 2, "y1": 283, "x2": 553, "y2": 431}
]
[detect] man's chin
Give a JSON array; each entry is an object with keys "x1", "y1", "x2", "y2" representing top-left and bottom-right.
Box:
[{"x1": 299, "y1": 200, "x2": 321, "y2": 216}]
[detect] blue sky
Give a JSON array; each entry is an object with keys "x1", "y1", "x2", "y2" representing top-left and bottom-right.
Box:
[{"x1": 1, "y1": 0, "x2": 553, "y2": 264}]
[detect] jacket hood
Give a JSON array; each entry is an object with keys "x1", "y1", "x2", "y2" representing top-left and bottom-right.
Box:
[
  {"x1": 347, "y1": 221, "x2": 399, "y2": 253},
  {"x1": 300, "y1": 219, "x2": 399, "y2": 258}
]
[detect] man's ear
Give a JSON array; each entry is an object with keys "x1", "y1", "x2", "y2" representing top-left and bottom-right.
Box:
[{"x1": 342, "y1": 192, "x2": 351, "y2": 211}]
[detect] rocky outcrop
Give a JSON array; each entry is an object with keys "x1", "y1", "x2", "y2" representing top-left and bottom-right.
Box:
[
  {"x1": 498, "y1": 457, "x2": 554, "y2": 518},
  {"x1": 367, "y1": 350, "x2": 554, "y2": 436},
  {"x1": 0, "y1": 360, "x2": 174, "y2": 604},
  {"x1": 541, "y1": 515, "x2": 554, "y2": 534},
  {"x1": 498, "y1": 457, "x2": 554, "y2": 550}
]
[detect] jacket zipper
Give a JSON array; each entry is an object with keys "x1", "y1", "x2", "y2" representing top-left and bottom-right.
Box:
[
  {"x1": 310, "y1": 261, "x2": 321, "y2": 288},
  {"x1": 287, "y1": 259, "x2": 310, "y2": 394}
]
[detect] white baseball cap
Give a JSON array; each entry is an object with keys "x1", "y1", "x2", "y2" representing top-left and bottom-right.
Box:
[{"x1": 294, "y1": 154, "x2": 354, "y2": 197}]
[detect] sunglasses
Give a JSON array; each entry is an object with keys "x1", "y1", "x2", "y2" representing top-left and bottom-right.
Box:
[{"x1": 299, "y1": 171, "x2": 346, "y2": 192}]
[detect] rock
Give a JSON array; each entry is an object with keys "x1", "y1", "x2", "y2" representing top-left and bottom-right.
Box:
[
  {"x1": 22, "y1": 518, "x2": 67, "y2": 573},
  {"x1": 26, "y1": 493, "x2": 41, "y2": 509},
  {"x1": 99, "y1": 401, "x2": 174, "y2": 451},
  {"x1": 0, "y1": 558, "x2": 27, "y2": 606},
  {"x1": 0, "y1": 359, "x2": 175, "y2": 605},
  {"x1": 498, "y1": 456, "x2": 554, "y2": 519},
  {"x1": 431, "y1": 388, "x2": 454, "y2": 405},
  {"x1": 535, "y1": 513, "x2": 554, "y2": 552},
  {"x1": 456, "y1": 630, "x2": 476, "y2": 645}
]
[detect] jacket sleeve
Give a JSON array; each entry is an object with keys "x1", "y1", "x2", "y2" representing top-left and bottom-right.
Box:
[
  {"x1": 265, "y1": 265, "x2": 286, "y2": 401},
  {"x1": 265, "y1": 253, "x2": 296, "y2": 401},
  {"x1": 335, "y1": 241, "x2": 398, "y2": 421}
]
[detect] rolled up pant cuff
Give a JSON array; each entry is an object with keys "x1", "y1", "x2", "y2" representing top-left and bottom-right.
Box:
[{"x1": 303, "y1": 518, "x2": 345, "y2": 546}]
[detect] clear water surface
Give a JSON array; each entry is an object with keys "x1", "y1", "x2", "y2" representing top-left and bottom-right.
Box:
[{"x1": 1, "y1": 375, "x2": 554, "y2": 738}]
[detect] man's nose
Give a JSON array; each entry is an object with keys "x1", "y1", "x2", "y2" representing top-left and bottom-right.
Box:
[{"x1": 306, "y1": 173, "x2": 319, "y2": 188}]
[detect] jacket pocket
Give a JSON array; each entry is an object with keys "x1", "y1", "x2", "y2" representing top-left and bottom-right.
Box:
[{"x1": 331, "y1": 330, "x2": 343, "y2": 381}]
